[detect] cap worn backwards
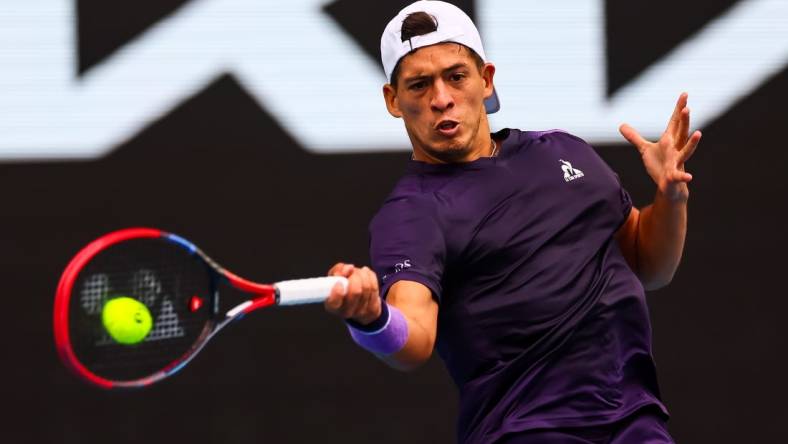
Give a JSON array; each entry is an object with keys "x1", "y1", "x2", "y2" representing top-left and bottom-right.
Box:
[{"x1": 380, "y1": 0, "x2": 500, "y2": 114}]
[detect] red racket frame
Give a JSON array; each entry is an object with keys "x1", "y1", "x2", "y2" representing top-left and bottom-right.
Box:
[{"x1": 53, "y1": 228, "x2": 278, "y2": 389}]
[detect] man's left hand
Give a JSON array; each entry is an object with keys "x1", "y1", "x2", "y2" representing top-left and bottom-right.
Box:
[{"x1": 619, "y1": 92, "x2": 702, "y2": 203}]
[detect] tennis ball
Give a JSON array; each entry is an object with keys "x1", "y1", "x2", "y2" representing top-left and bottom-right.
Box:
[{"x1": 102, "y1": 297, "x2": 153, "y2": 345}]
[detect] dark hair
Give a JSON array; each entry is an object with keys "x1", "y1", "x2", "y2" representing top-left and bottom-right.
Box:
[
  {"x1": 401, "y1": 11, "x2": 439, "y2": 43},
  {"x1": 390, "y1": 11, "x2": 484, "y2": 88}
]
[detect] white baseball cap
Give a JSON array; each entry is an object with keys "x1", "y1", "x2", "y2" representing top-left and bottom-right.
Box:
[{"x1": 380, "y1": 0, "x2": 500, "y2": 114}]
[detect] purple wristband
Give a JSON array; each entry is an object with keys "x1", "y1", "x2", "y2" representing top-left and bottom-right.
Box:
[{"x1": 347, "y1": 302, "x2": 409, "y2": 355}]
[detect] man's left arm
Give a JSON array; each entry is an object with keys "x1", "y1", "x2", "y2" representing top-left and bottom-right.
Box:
[{"x1": 615, "y1": 92, "x2": 702, "y2": 290}]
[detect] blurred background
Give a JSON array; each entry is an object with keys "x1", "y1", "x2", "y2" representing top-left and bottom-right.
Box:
[{"x1": 1, "y1": 0, "x2": 786, "y2": 442}]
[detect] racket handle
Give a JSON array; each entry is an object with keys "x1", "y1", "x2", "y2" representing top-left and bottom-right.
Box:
[{"x1": 275, "y1": 276, "x2": 348, "y2": 306}]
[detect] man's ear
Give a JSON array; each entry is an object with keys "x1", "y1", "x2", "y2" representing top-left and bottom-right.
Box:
[
  {"x1": 481, "y1": 63, "x2": 496, "y2": 100},
  {"x1": 383, "y1": 83, "x2": 403, "y2": 118}
]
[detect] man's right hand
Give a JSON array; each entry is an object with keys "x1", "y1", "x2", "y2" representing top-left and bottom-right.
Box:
[
  {"x1": 324, "y1": 263, "x2": 382, "y2": 325},
  {"x1": 325, "y1": 263, "x2": 438, "y2": 371}
]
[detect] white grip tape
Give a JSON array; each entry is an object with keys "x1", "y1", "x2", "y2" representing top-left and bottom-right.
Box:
[{"x1": 275, "y1": 276, "x2": 348, "y2": 306}]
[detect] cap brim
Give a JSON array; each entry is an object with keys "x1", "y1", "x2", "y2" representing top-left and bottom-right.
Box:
[{"x1": 484, "y1": 88, "x2": 500, "y2": 114}]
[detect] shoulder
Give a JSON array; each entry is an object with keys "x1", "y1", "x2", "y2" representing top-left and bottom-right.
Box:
[
  {"x1": 499, "y1": 128, "x2": 594, "y2": 157},
  {"x1": 524, "y1": 128, "x2": 592, "y2": 149},
  {"x1": 503, "y1": 128, "x2": 618, "y2": 184}
]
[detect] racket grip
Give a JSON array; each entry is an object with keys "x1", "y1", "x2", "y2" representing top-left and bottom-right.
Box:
[{"x1": 275, "y1": 276, "x2": 348, "y2": 306}]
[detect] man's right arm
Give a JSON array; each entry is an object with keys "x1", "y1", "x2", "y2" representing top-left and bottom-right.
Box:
[
  {"x1": 378, "y1": 280, "x2": 438, "y2": 371},
  {"x1": 324, "y1": 263, "x2": 438, "y2": 371}
]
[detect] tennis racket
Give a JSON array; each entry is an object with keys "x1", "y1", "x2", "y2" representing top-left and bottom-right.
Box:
[{"x1": 53, "y1": 227, "x2": 347, "y2": 390}]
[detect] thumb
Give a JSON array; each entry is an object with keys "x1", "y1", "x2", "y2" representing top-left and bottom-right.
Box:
[
  {"x1": 324, "y1": 282, "x2": 345, "y2": 311},
  {"x1": 619, "y1": 123, "x2": 648, "y2": 154}
]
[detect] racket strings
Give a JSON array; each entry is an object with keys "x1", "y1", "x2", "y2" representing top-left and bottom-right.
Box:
[{"x1": 69, "y1": 238, "x2": 215, "y2": 382}]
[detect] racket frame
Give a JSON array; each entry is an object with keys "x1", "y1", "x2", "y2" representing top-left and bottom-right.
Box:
[{"x1": 54, "y1": 228, "x2": 282, "y2": 389}]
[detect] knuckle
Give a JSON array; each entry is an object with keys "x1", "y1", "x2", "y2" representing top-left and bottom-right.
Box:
[
  {"x1": 328, "y1": 262, "x2": 344, "y2": 275},
  {"x1": 350, "y1": 276, "x2": 363, "y2": 290}
]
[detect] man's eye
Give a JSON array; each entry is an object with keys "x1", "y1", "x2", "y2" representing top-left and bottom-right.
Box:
[
  {"x1": 451, "y1": 73, "x2": 466, "y2": 82},
  {"x1": 409, "y1": 81, "x2": 427, "y2": 91}
]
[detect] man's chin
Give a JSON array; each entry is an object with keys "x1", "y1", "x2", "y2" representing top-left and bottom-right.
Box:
[{"x1": 425, "y1": 143, "x2": 472, "y2": 163}]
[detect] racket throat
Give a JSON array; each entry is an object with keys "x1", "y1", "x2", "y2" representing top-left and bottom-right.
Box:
[{"x1": 226, "y1": 293, "x2": 277, "y2": 318}]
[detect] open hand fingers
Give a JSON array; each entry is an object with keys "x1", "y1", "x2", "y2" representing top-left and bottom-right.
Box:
[
  {"x1": 675, "y1": 106, "x2": 690, "y2": 146},
  {"x1": 678, "y1": 130, "x2": 702, "y2": 164},
  {"x1": 619, "y1": 123, "x2": 649, "y2": 154},
  {"x1": 666, "y1": 92, "x2": 688, "y2": 135},
  {"x1": 670, "y1": 167, "x2": 692, "y2": 182}
]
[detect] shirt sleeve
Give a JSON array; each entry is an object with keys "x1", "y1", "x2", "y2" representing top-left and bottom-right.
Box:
[
  {"x1": 369, "y1": 195, "x2": 446, "y2": 303},
  {"x1": 618, "y1": 176, "x2": 634, "y2": 222}
]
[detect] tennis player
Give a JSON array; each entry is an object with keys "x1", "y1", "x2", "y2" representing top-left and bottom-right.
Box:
[{"x1": 325, "y1": 2, "x2": 701, "y2": 443}]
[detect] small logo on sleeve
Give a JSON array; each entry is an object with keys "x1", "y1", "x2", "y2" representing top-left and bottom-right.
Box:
[
  {"x1": 381, "y1": 259, "x2": 411, "y2": 281},
  {"x1": 560, "y1": 159, "x2": 585, "y2": 182}
]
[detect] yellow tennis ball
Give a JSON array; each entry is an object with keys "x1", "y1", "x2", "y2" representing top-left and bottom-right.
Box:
[{"x1": 102, "y1": 297, "x2": 153, "y2": 345}]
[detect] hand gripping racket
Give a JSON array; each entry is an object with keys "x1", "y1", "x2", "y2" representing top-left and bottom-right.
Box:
[{"x1": 53, "y1": 228, "x2": 347, "y2": 389}]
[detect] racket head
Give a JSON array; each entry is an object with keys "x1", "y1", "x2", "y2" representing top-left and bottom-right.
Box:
[{"x1": 53, "y1": 228, "x2": 276, "y2": 389}]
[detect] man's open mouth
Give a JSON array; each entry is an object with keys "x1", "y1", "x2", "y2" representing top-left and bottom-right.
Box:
[{"x1": 436, "y1": 120, "x2": 460, "y2": 136}]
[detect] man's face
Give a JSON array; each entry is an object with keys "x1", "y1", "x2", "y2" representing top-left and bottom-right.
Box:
[{"x1": 383, "y1": 43, "x2": 495, "y2": 163}]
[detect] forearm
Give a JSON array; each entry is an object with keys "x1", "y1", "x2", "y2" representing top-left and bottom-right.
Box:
[
  {"x1": 377, "y1": 281, "x2": 438, "y2": 371},
  {"x1": 378, "y1": 312, "x2": 436, "y2": 371},
  {"x1": 636, "y1": 190, "x2": 688, "y2": 290}
]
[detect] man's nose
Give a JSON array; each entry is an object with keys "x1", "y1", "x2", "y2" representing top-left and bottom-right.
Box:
[{"x1": 430, "y1": 80, "x2": 454, "y2": 111}]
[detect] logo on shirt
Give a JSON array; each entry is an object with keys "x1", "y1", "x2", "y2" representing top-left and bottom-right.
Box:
[
  {"x1": 381, "y1": 259, "x2": 411, "y2": 281},
  {"x1": 560, "y1": 159, "x2": 585, "y2": 182}
]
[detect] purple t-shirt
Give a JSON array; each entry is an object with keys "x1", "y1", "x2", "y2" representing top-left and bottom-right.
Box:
[{"x1": 369, "y1": 129, "x2": 667, "y2": 443}]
